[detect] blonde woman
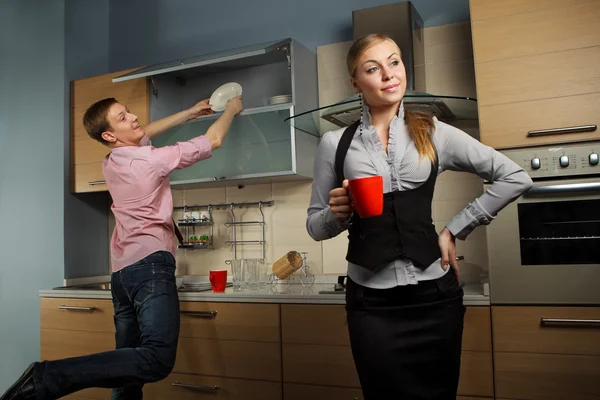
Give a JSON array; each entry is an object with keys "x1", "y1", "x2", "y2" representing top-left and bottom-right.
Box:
[{"x1": 306, "y1": 34, "x2": 532, "y2": 399}]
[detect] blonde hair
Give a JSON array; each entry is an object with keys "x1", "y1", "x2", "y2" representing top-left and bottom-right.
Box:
[{"x1": 347, "y1": 34, "x2": 437, "y2": 163}]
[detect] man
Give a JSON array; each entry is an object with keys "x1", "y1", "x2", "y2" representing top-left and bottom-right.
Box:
[{"x1": 1, "y1": 95, "x2": 243, "y2": 400}]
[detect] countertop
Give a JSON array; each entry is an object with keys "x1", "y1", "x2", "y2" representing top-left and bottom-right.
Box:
[{"x1": 39, "y1": 283, "x2": 489, "y2": 306}]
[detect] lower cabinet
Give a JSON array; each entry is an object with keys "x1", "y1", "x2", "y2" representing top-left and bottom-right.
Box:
[
  {"x1": 492, "y1": 306, "x2": 600, "y2": 400},
  {"x1": 280, "y1": 304, "x2": 495, "y2": 399},
  {"x1": 144, "y1": 373, "x2": 282, "y2": 400},
  {"x1": 41, "y1": 298, "x2": 494, "y2": 400}
]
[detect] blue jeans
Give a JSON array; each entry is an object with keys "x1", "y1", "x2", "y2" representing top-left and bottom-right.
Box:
[{"x1": 33, "y1": 251, "x2": 180, "y2": 400}]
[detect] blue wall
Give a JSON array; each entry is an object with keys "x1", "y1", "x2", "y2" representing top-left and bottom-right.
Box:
[
  {"x1": 108, "y1": 0, "x2": 469, "y2": 71},
  {"x1": 64, "y1": 0, "x2": 111, "y2": 280},
  {"x1": 0, "y1": 0, "x2": 66, "y2": 389}
]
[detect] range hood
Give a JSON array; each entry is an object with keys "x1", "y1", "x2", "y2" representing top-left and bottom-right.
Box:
[{"x1": 285, "y1": 1, "x2": 478, "y2": 135}]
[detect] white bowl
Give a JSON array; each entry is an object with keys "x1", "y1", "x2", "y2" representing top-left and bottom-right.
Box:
[{"x1": 209, "y1": 82, "x2": 243, "y2": 112}]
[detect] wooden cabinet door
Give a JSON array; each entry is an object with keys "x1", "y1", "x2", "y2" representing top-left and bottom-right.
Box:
[
  {"x1": 71, "y1": 68, "x2": 148, "y2": 192},
  {"x1": 470, "y1": 0, "x2": 600, "y2": 149}
]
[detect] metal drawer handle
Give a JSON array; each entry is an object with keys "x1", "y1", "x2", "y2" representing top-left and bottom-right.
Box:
[
  {"x1": 88, "y1": 180, "x2": 106, "y2": 186},
  {"x1": 58, "y1": 305, "x2": 96, "y2": 312},
  {"x1": 540, "y1": 317, "x2": 600, "y2": 326},
  {"x1": 180, "y1": 310, "x2": 218, "y2": 318},
  {"x1": 527, "y1": 124, "x2": 597, "y2": 137},
  {"x1": 172, "y1": 381, "x2": 220, "y2": 391}
]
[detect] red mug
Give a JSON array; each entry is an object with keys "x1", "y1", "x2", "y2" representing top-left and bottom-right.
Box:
[
  {"x1": 209, "y1": 270, "x2": 227, "y2": 292},
  {"x1": 348, "y1": 176, "x2": 384, "y2": 218}
]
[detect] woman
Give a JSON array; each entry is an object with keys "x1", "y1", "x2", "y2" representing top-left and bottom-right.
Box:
[{"x1": 306, "y1": 34, "x2": 532, "y2": 399}]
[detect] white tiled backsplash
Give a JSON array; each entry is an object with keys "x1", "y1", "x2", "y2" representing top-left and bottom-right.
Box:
[{"x1": 108, "y1": 22, "x2": 489, "y2": 285}]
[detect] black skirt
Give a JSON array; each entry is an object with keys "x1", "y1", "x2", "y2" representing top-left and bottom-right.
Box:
[{"x1": 345, "y1": 269, "x2": 466, "y2": 400}]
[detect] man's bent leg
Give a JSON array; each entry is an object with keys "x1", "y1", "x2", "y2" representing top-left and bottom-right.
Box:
[{"x1": 33, "y1": 253, "x2": 180, "y2": 400}]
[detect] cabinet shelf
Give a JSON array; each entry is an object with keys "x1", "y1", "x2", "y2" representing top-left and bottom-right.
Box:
[{"x1": 184, "y1": 103, "x2": 293, "y2": 125}]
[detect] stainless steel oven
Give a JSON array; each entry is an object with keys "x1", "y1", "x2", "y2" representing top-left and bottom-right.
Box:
[{"x1": 486, "y1": 141, "x2": 600, "y2": 304}]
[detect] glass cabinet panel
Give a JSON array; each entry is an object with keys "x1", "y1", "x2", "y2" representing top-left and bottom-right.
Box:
[{"x1": 150, "y1": 105, "x2": 294, "y2": 183}]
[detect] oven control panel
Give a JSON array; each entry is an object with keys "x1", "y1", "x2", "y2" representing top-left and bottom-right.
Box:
[{"x1": 499, "y1": 141, "x2": 600, "y2": 179}]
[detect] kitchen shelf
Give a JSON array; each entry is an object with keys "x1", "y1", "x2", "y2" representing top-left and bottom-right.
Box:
[
  {"x1": 178, "y1": 242, "x2": 214, "y2": 250},
  {"x1": 183, "y1": 103, "x2": 293, "y2": 125},
  {"x1": 177, "y1": 220, "x2": 213, "y2": 227}
]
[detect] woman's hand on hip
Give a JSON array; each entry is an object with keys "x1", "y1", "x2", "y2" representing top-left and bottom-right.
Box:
[
  {"x1": 439, "y1": 227, "x2": 459, "y2": 280},
  {"x1": 329, "y1": 179, "x2": 353, "y2": 221}
]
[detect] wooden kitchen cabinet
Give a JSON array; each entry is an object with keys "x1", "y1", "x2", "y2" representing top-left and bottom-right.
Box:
[
  {"x1": 470, "y1": 0, "x2": 600, "y2": 149},
  {"x1": 70, "y1": 68, "x2": 149, "y2": 193},
  {"x1": 40, "y1": 298, "x2": 281, "y2": 400},
  {"x1": 144, "y1": 372, "x2": 282, "y2": 399},
  {"x1": 492, "y1": 306, "x2": 600, "y2": 400},
  {"x1": 280, "y1": 304, "x2": 494, "y2": 399},
  {"x1": 41, "y1": 298, "x2": 495, "y2": 400},
  {"x1": 41, "y1": 298, "x2": 114, "y2": 399}
]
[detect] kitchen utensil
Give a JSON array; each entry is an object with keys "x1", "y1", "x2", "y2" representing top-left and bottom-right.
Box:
[
  {"x1": 209, "y1": 82, "x2": 242, "y2": 112},
  {"x1": 272, "y1": 251, "x2": 303, "y2": 279}
]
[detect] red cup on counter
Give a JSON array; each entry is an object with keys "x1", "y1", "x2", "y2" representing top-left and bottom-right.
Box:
[
  {"x1": 348, "y1": 176, "x2": 384, "y2": 218},
  {"x1": 209, "y1": 269, "x2": 228, "y2": 292}
]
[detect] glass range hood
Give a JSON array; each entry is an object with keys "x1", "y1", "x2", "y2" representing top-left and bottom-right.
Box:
[{"x1": 285, "y1": 93, "x2": 478, "y2": 137}]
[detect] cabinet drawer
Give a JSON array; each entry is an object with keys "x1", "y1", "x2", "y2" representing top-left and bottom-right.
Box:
[
  {"x1": 284, "y1": 383, "x2": 363, "y2": 400},
  {"x1": 463, "y1": 306, "x2": 491, "y2": 352},
  {"x1": 476, "y1": 45, "x2": 600, "y2": 107},
  {"x1": 495, "y1": 352, "x2": 600, "y2": 400},
  {"x1": 472, "y1": 0, "x2": 600, "y2": 63},
  {"x1": 493, "y1": 306, "x2": 600, "y2": 355},
  {"x1": 458, "y1": 351, "x2": 494, "y2": 397},
  {"x1": 478, "y1": 92, "x2": 600, "y2": 149},
  {"x1": 179, "y1": 302, "x2": 280, "y2": 342},
  {"x1": 41, "y1": 329, "x2": 114, "y2": 360},
  {"x1": 144, "y1": 372, "x2": 282, "y2": 400},
  {"x1": 282, "y1": 344, "x2": 360, "y2": 387},
  {"x1": 41, "y1": 298, "x2": 114, "y2": 332},
  {"x1": 281, "y1": 304, "x2": 349, "y2": 346},
  {"x1": 175, "y1": 337, "x2": 281, "y2": 381}
]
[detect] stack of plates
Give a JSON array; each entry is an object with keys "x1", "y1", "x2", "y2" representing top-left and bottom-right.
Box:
[
  {"x1": 182, "y1": 282, "x2": 212, "y2": 291},
  {"x1": 268, "y1": 95, "x2": 292, "y2": 106}
]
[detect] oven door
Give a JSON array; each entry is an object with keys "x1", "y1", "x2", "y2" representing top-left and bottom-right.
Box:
[{"x1": 486, "y1": 176, "x2": 600, "y2": 304}]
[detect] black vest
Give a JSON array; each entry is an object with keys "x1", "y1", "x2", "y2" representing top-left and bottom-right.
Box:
[{"x1": 334, "y1": 121, "x2": 441, "y2": 271}]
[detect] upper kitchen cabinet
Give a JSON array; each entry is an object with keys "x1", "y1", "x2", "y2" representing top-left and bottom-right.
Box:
[
  {"x1": 114, "y1": 38, "x2": 319, "y2": 188},
  {"x1": 470, "y1": 0, "x2": 600, "y2": 149},
  {"x1": 70, "y1": 68, "x2": 149, "y2": 193}
]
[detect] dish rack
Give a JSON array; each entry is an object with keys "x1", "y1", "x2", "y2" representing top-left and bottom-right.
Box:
[
  {"x1": 223, "y1": 200, "x2": 274, "y2": 265},
  {"x1": 176, "y1": 205, "x2": 215, "y2": 250},
  {"x1": 173, "y1": 201, "x2": 274, "y2": 254}
]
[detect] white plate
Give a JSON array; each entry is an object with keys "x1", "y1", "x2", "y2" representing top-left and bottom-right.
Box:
[
  {"x1": 209, "y1": 82, "x2": 243, "y2": 112},
  {"x1": 268, "y1": 94, "x2": 292, "y2": 105}
]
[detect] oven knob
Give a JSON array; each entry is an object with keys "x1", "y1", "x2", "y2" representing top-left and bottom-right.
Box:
[
  {"x1": 589, "y1": 152, "x2": 599, "y2": 166},
  {"x1": 559, "y1": 155, "x2": 570, "y2": 168},
  {"x1": 531, "y1": 157, "x2": 541, "y2": 170}
]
